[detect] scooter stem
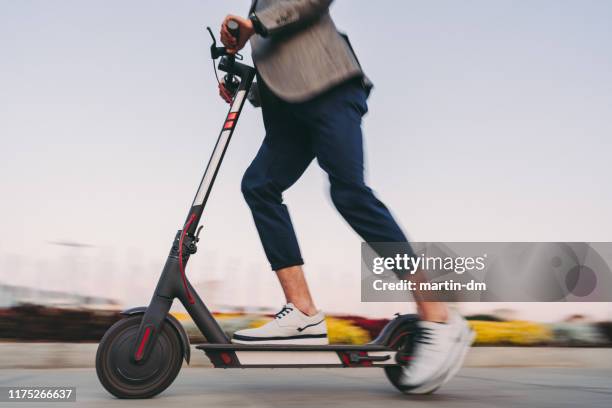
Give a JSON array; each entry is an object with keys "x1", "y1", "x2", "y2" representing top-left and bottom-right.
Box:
[{"x1": 132, "y1": 47, "x2": 256, "y2": 362}]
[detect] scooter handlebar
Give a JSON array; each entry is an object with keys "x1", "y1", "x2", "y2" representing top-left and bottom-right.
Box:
[{"x1": 226, "y1": 20, "x2": 240, "y2": 45}]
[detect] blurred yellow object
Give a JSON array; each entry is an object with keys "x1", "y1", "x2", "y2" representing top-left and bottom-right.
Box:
[
  {"x1": 248, "y1": 317, "x2": 273, "y2": 329},
  {"x1": 171, "y1": 312, "x2": 248, "y2": 322},
  {"x1": 174, "y1": 312, "x2": 553, "y2": 346},
  {"x1": 213, "y1": 312, "x2": 247, "y2": 320},
  {"x1": 326, "y1": 317, "x2": 371, "y2": 344},
  {"x1": 170, "y1": 312, "x2": 190, "y2": 321},
  {"x1": 469, "y1": 320, "x2": 552, "y2": 345}
]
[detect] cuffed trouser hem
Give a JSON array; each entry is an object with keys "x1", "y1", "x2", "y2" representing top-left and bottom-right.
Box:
[{"x1": 270, "y1": 259, "x2": 304, "y2": 271}]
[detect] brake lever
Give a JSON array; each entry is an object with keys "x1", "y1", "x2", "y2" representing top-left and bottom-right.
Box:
[
  {"x1": 206, "y1": 26, "x2": 226, "y2": 60},
  {"x1": 206, "y1": 26, "x2": 244, "y2": 61},
  {"x1": 206, "y1": 26, "x2": 216, "y2": 46}
]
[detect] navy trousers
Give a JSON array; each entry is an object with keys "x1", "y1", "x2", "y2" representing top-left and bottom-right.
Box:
[{"x1": 241, "y1": 77, "x2": 409, "y2": 270}]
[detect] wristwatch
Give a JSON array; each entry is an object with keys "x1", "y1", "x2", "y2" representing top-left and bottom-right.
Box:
[{"x1": 249, "y1": 13, "x2": 268, "y2": 37}]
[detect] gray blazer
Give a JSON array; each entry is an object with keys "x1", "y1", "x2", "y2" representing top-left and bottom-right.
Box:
[{"x1": 248, "y1": 0, "x2": 369, "y2": 104}]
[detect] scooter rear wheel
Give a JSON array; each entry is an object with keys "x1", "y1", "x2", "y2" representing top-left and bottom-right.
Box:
[
  {"x1": 96, "y1": 315, "x2": 183, "y2": 398},
  {"x1": 384, "y1": 329, "x2": 441, "y2": 395}
]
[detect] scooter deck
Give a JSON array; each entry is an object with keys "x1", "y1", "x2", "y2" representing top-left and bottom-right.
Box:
[
  {"x1": 196, "y1": 343, "x2": 401, "y2": 368},
  {"x1": 196, "y1": 343, "x2": 391, "y2": 351}
]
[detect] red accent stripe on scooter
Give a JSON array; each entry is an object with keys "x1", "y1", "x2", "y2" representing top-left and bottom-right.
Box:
[
  {"x1": 220, "y1": 352, "x2": 232, "y2": 365},
  {"x1": 135, "y1": 327, "x2": 152, "y2": 360},
  {"x1": 339, "y1": 352, "x2": 351, "y2": 366},
  {"x1": 227, "y1": 112, "x2": 238, "y2": 120},
  {"x1": 388, "y1": 331, "x2": 409, "y2": 349},
  {"x1": 223, "y1": 120, "x2": 235, "y2": 130}
]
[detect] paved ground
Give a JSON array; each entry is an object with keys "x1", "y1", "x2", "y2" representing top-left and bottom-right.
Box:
[
  {"x1": 1, "y1": 367, "x2": 611, "y2": 408},
  {"x1": 3, "y1": 344, "x2": 612, "y2": 369}
]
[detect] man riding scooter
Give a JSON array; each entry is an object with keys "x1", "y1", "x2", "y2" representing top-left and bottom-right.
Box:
[{"x1": 218, "y1": 0, "x2": 473, "y2": 389}]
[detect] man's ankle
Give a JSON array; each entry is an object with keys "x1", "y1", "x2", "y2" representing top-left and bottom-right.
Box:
[
  {"x1": 292, "y1": 302, "x2": 318, "y2": 317},
  {"x1": 418, "y1": 303, "x2": 449, "y2": 323}
]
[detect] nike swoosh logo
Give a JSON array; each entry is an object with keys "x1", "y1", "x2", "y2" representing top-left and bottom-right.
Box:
[{"x1": 297, "y1": 319, "x2": 325, "y2": 332}]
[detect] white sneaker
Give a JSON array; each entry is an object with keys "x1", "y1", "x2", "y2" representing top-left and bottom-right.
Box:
[
  {"x1": 398, "y1": 312, "x2": 473, "y2": 390},
  {"x1": 232, "y1": 304, "x2": 329, "y2": 345}
]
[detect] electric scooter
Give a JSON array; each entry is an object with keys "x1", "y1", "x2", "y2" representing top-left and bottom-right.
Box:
[{"x1": 95, "y1": 21, "x2": 423, "y2": 399}]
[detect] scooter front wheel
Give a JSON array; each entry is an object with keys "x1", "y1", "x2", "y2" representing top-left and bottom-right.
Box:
[{"x1": 96, "y1": 315, "x2": 183, "y2": 399}]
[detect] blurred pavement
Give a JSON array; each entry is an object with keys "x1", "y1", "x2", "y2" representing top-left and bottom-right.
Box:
[
  {"x1": 1, "y1": 367, "x2": 611, "y2": 408},
  {"x1": 1, "y1": 343, "x2": 612, "y2": 369}
]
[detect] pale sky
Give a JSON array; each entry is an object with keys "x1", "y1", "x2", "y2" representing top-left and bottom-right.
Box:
[{"x1": 1, "y1": 1, "x2": 611, "y2": 321}]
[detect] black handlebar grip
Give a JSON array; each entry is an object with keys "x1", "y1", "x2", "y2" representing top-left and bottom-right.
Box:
[{"x1": 226, "y1": 20, "x2": 240, "y2": 44}]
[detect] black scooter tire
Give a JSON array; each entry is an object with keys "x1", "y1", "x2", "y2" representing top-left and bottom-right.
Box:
[
  {"x1": 96, "y1": 315, "x2": 183, "y2": 399},
  {"x1": 385, "y1": 366, "x2": 441, "y2": 395},
  {"x1": 383, "y1": 329, "x2": 441, "y2": 395}
]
